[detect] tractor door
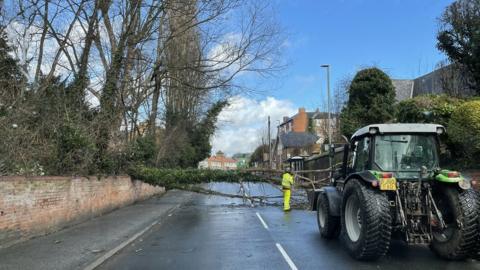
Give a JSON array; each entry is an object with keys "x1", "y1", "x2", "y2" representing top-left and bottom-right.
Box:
[{"x1": 353, "y1": 136, "x2": 371, "y2": 172}]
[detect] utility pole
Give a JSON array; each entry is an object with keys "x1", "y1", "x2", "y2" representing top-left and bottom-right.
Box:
[
  {"x1": 321, "y1": 64, "x2": 332, "y2": 171},
  {"x1": 268, "y1": 116, "x2": 271, "y2": 169},
  {"x1": 261, "y1": 137, "x2": 265, "y2": 168}
]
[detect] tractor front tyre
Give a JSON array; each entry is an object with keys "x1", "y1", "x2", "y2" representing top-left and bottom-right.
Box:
[
  {"x1": 317, "y1": 192, "x2": 340, "y2": 239},
  {"x1": 431, "y1": 186, "x2": 479, "y2": 260},
  {"x1": 341, "y1": 179, "x2": 392, "y2": 261}
]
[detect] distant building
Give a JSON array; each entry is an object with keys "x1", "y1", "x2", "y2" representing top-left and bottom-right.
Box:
[
  {"x1": 232, "y1": 153, "x2": 251, "y2": 169},
  {"x1": 392, "y1": 64, "x2": 475, "y2": 101},
  {"x1": 278, "y1": 108, "x2": 336, "y2": 143},
  {"x1": 198, "y1": 151, "x2": 238, "y2": 170},
  {"x1": 273, "y1": 108, "x2": 336, "y2": 169},
  {"x1": 276, "y1": 131, "x2": 319, "y2": 161}
]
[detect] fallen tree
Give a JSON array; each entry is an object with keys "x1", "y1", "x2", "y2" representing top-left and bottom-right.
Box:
[
  {"x1": 129, "y1": 166, "x2": 327, "y2": 209},
  {"x1": 128, "y1": 166, "x2": 269, "y2": 189}
]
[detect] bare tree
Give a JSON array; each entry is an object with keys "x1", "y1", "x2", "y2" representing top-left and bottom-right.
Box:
[
  {"x1": 2, "y1": 0, "x2": 285, "y2": 172},
  {"x1": 435, "y1": 60, "x2": 475, "y2": 98}
]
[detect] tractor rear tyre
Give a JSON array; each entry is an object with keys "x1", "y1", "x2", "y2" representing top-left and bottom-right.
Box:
[
  {"x1": 317, "y1": 192, "x2": 340, "y2": 239},
  {"x1": 341, "y1": 179, "x2": 392, "y2": 261},
  {"x1": 472, "y1": 190, "x2": 480, "y2": 260},
  {"x1": 430, "y1": 186, "x2": 479, "y2": 260}
]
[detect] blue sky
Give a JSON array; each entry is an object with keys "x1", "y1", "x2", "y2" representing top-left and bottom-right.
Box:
[
  {"x1": 215, "y1": 0, "x2": 456, "y2": 155},
  {"x1": 266, "y1": 0, "x2": 454, "y2": 109}
]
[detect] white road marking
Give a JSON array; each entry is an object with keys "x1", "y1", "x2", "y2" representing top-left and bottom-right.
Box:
[
  {"x1": 83, "y1": 220, "x2": 158, "y2": 270},
  {"x1": 83, "y1": 204, "x2": 181, "y2": 270},
  {"x1": 256, "y1": 212, "x2": 269, "y2": 230},
  {"x1": 276, "y1": 243, "x2": 298, "y2": 270}
]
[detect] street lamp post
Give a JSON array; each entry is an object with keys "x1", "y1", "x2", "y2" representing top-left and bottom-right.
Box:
[
  {"x1": 321, "y1": 64, "x2": 332, "y2": 149},
  {"x1": 321, "y1": 64, "x2": 333, "y2": 173}
]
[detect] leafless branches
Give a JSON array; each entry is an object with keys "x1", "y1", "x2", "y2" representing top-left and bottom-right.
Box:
[{"x1": 1, "y1": 0, "x2": 284, "y2": 174}]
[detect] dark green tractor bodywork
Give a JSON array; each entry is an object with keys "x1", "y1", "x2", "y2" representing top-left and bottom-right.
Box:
[{"x1": 312, "y1": 124, "x2": 479, "y2": 261}]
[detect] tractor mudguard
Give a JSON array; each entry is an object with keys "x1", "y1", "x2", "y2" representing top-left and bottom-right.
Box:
[
  {"x1": 308, "y1": 189, "x2": 321, "y2": 211},
  {"x1": 320, "y1": 186, "x2": 342, "y2": 216},
  {"x1": 309, "y1": 187, "x2": 341, "y2": 216},
  {"x1": 435, "y1": 170, "x2": 464, "y2": 183}
]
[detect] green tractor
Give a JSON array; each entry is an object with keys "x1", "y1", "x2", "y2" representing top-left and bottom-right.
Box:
[{"x1": 311, "y1": 124, "x2": 479, "y2": 260}]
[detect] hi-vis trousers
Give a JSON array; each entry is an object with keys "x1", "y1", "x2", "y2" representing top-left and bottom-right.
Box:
[{"x1": 283, "y1": 188, "x2": 291, "y2": 211}]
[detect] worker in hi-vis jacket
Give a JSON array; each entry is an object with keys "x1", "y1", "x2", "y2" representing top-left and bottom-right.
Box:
[{"x1": 282, "y1": 167, "x2": 295, "y2": 211}]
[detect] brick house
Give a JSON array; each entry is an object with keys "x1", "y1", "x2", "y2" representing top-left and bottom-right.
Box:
[
  {"x1": 277, "y1": 108, "x2": 336, "y2": 143},
  {"x1": 198, "y1": 151, "x2": 238, "y2": 170},
  {"x1": 273, "y1": 108, "x2": 336, "y2": 169}
]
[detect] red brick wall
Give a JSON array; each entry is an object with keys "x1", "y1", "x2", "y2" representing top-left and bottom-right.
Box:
[{"x1": 0, "y1": 176, "x2": 164, "y2": 248}]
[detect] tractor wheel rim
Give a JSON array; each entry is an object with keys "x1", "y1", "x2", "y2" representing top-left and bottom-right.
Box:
[
  {"x1": 318, "y1": 203, "x2": 326, "y2": 228},
  {"x1": 345, "y1": 195, "x2": 361, "y2": 242}
]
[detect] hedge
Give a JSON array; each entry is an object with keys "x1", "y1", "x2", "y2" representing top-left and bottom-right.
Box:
[
  {"x1": 448, "y1": 100, "x2": 480, "y2": 168},
  {"x1": 396, "y1": 95, "x2": 463, "y2": 127}
]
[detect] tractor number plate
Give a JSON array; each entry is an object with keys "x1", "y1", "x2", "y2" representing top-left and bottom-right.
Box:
[{"x1": 380, "y1": 178, "x2": 397, "y2": 191}]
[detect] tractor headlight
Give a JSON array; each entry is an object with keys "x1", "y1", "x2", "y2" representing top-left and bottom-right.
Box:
[{"x1": 458, "y1": 180, "x2": 471, "y2": 190}]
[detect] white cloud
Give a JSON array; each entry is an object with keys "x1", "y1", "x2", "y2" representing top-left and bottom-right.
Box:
[
  {"x1": 212, "y1": 95, "x2": 297, "y2": 156},
  {"x1": 206, "y1": 33, "x2": 246, "y2": 78}
]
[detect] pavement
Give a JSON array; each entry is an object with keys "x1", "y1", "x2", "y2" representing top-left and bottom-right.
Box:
[
  {"x1": 0, "y1": 190, "x2": 193, "y2": 270},
  {"x1": 2, "y1": 182, "x2": 480, "y2": 270}
]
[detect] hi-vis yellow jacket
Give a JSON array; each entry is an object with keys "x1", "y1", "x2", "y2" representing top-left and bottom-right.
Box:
[{"x1": 282, "y1": 173, "x2": 294, "y2": 189}]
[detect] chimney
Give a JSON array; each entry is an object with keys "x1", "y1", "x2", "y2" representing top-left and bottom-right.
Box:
[
  {"x1": 282, "y1": 116, "x2": 289, "y2": 123},
  {"x1": 293, "y1": 107, "x2": 308, "y2": 132}
]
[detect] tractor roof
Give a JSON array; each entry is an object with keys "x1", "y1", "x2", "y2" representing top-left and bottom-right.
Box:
[{"x1": 351, "y1": 123, "x2": 445, "y2": 141}]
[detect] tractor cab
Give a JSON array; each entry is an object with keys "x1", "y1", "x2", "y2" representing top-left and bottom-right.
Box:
[{"x1": 344, "y1": 123, "x2": 445, "y2": 181}]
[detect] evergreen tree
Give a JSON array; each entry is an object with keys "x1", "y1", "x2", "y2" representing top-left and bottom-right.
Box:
[
  {"x1": 0, "y1": 26, "x2": 25, "y2": 107},
  {"x1": 437, "y1": 0, "x2": 480, "y2": 94},
  {"x1": 340, "y1": 68, "x2": 396, "y2": 137}
]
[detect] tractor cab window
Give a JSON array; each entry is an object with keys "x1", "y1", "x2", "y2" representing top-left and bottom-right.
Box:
[
  {"x1": 353, "y1": 137, "x2": 370, "y2": 172},
  {"x1": 373, "y1": 134, "x2": 438, "y2": 172}
]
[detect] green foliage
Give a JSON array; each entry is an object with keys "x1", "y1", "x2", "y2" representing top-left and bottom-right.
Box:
[
  {"x1": 159, "y1": 100, "x2": 229, "y2": 169},
  {"x1": 437, "y1": 0, "x2": 480, "y2": 94},
  {"x1": 395, "y1": 95, "x2": 465, "y2": 165},
  {"x1": 54, "y1": 123, "x2": 97, "y2": 174},
  {"x1": 396, "y1": 95, "x2": 463, "y2": 126},
  {"x1": 127, "y1": 136, "x2": 157, "y2": 167},
  {"x1": 128, "y1": 166, "x2": 264, "y2": 189},
  {"x1": 340, "y1": 68, "x2": 396, "y2": 137},
  {"x1": 0, "y1": 70, "x2": 100, "y2": 175},
  {"x1": 0, "y1": 27, "x2": 25, "y2": 107},
  {"x1": 187, "y1": 100, "x2": 228, "y2": 166},
  {"x1": 448, "y1": 100, "x2": 480, "y2": 168}
]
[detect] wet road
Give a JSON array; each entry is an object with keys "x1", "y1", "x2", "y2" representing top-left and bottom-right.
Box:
[{"x1": 99, "y1": 183, "x2": 480, "y2": 270}]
